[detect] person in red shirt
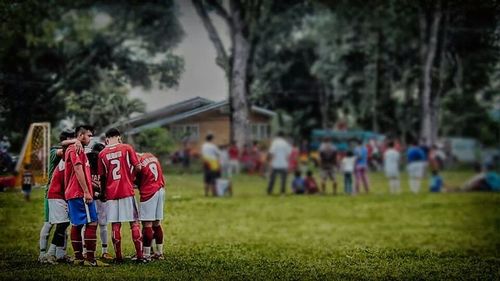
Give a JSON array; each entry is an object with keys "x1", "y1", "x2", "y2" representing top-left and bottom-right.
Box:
[
  {"x1": 98, "y1": 128, "x2": 143, "y2": 263},
  {"x1": 228, "y1": 141, "x2": 240, "y2": 177},
  {"x1": 135, "y1": 152, "x2": 165, "y2": 261},
  {"x1": 65, "y1": 125, "x2": 107, "y2": 266},
  {"x1": 305, "y1": 170, "x2": 320, "y2": 194}
]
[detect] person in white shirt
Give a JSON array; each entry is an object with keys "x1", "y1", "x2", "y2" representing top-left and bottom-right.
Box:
[
  {"x1": 267, "y1": 131, "x2": 292, "y2": 195},
  {"x1": 341, "y1": 151, "x2": 356, "y2": 195},
  {"x1": 201, "y1": 134, "x2": 221, "y2": 196},
  {"x1": 383, "y1": 141, "x2": 401, "y2": 194}
]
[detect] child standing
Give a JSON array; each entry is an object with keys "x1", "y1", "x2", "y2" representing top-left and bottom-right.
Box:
[
  {"x1": 304, "y1": 170, "x2": 320, "y2": 194},
  {"x1": 341, "y1": 151, "x2": 356, "y2": 195},
  {"x1": 291, "y1": 170, "x2": 305, "y2": 194},
  {"x1": 22, "y1": 164, "x2": 35, "y2": 201}
]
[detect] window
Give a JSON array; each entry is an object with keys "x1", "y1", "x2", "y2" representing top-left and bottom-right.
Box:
[
  {"x1": 250, "y1": 123, "x2": 271, "y2": 141},
  {"x1": 170, "y1": 124, "x2": 199, "y2": 141}
]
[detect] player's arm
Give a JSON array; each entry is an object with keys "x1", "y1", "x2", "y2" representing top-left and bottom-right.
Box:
[
  {"x1": 128, "y1": 145, "x2": 142, "y2": 172},
  {"x1": 97, "y1": 156, "x2": 107, "y2": 201},
  {"x1": 60, "y1": 139, "x2": 83, "y2": 155},
  {"x1": 74, "y1": 164, "x2": 92, "y2": 203}
]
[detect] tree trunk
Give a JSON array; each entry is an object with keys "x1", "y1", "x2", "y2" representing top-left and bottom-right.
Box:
[
  {"x1": 229, "y1": 1, "x2": 251, "y2": 148},
  {"x1": 319, "y1": 84, "x2": 330, "y2": 129},
  {"x1": 420, "y1": 1, "x2": 441, "y2": 145}
]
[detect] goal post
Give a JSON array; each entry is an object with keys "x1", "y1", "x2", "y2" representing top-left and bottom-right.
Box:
[{"x1": 15, "y1": 122, "x2": 51, "y2": 187}]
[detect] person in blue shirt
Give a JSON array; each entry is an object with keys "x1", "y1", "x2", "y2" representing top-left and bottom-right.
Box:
[
  {"x1": 429, "y1": 170, "x2": 443, "y2": 192},
  {"x1": 291, "y1": 170, "x2": 305, "y2": 194},
  {"x1": 354, "y1": 140, "x2": 370, "y2": 194},
  {"x1": 407, "y1": 140, "x2": 426, "y2": 193}
]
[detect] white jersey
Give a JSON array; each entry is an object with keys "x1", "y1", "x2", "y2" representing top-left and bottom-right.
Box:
[{"x1": 384, "y1": 149, "x2": 400, "y2": 177}]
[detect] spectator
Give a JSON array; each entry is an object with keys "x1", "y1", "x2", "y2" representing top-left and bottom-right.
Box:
[
  {"x1": 240, "y1": 144, "x2": 254, "y2": 173},
  {"x1": 304, "y1": 170, "x2": 320, "y2": 194},
  {"x1": 228, "y1": 141, "x2": 240, "y2": 177},
  {"x1": 319, "y1": 137, "x2": 338, "y2": 195},
  {"x1": 181, "y1": 141, "x2": 191, "y2": 170},
  {"x1": 384, "y1": 141, "x2": 401, "y2": 194},
  {"x1": 341, "y1": 151, "x2": 356, "y2": 195},
  {"x1": 429, "y1": 170, "x2": 444, "y2": 192},
  {"x1": 288, "y1": 142, "x2": 300, "y2": 173},
  {"x1": 299, "y1": 140, "x2": 309, "y2": 173},
  {"x1": 251, "y1": 141, "x2": 262, "y2": 175},
  {"x1": 354, "y1": 140, "x2": 370, "y2": 193},
  {"x1": 201, "y1": 134, "x2": 221, "y2": 197},
  {"x1": 219, "y1": 144, "x2": 230, "y2": 179},
  {"x1": 291, "y1": 170, "x2": 305, "y2": 194},
  {"x1": 407, "y1": 140, "x2": 426, "y2": 193},
  {"x1": 22, "y1": 164, "x2": 35, "y2": 201},
  {"x1": 267, "y1": 131, "x2": 292, "y2": 195}
]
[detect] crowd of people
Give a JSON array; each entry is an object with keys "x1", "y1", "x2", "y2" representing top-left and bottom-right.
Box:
[
  {"x1": 200, "y1": 131, "x2": 500, "y2": 197},
  {"x1": 37, "y1": 126, "x2": 166, "y2": 266}
]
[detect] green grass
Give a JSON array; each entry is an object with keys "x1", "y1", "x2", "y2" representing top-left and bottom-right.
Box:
[{"x1": 1, "y1": 171, "x2": 499, "y2": 280}]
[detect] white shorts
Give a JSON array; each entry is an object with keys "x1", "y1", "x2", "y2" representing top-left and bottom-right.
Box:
[
  {"x1": 407, "y1": 162, "x2": 424, "y2": 178},
  {"x1": 96, "y1": 200, "x2": 109, "y2": 225},
  {"x1": 139, "y1": 188, "x2": 165, "y2": 221},
  {"x1": 48, "y1": 199, "x2": 69, "y2": 224},
  {"x1": 107, "y1": 196, "x2": 139, "y2": 223},
  {"x1": 385, "y1": 169, "x2": 400, "y2": 178}
]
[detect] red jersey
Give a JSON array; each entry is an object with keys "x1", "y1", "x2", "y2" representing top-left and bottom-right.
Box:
[
  {"x1": 64, "y1": 145, "x2": 92, "y2": 200},
  {"x1": 98, "y1": 143, "x2": 139, "y2": 200},
  {"x1": 47, "y1": 160, "x2": 65, "y2": 200},
  {"x1": 228, "y1": 145, "x2": 239, "y2": 160},
  {"x1": 137, "y1": 153, "x2": 165, "y2": 202}
]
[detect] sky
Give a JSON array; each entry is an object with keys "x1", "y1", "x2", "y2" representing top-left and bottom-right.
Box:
[{"x1": 129, "y1": 0, "x2": 230, "y2": 111}]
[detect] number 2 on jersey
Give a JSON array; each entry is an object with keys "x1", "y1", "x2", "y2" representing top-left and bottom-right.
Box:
[
  {"x1": 111, "y1": 159, "x2": 121, "y2": 180},
  {"x1": 149, "y1": 163, "x2": 159, "y2": 181}
]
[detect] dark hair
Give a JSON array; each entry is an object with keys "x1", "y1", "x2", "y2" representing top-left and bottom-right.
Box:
[
  {"x1": 294, "y1": 170, "x2": 301, "y2": 177},
  {"x1": 346, "y1": 150, "x2": 354, "y2": 157},
  {"x1": 206, "y1": 134, "x2": 214, "y2": 141},
  {"x1": 75, "y1": 125, "x2": 95, "y2": 136},
  {"x1": 387, "y1": 141, "x2": 394, "y2": 148},
  {"x1": 431, "y1": 170, "x2": 439, "y2": 176},
  {"x1": 24, "y1": 163, "x2": 31, "y2": 170},
  {"x1": 105, "y1": 128, "x2": 121, "y2": 138},
  {"x1": 306, "y1": 170, "x2": 313, "y2": 177},
  {"x1": 277, "y1": 131, "x2": 284, "y2": 137},
  {"x1": 59, "y1": 130, "x2": 75, "y2": 142},
  {"x1": 92, "y1": 142, "x2": 105, "y2": 153}
]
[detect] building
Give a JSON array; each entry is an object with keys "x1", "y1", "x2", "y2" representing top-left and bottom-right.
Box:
[{"x1": 106, "y1": 97, "x2": 277, "y2": 149}]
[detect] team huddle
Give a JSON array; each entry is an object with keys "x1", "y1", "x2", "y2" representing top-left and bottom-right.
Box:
[{"x1": 38, "y1": 126, "x2": 165, "y2": 266}]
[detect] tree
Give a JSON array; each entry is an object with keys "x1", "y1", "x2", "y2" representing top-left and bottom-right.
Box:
[
  {"x1": 0, "y1": 0, "x2": 184, "y2": 148},
  {"x1": 192, "y1": 0, "x2": 273, "y2": 147}
]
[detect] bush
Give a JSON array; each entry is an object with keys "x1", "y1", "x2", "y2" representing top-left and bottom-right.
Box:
[{"x1": 133, "y1": 127, "x2": 175, "y2": 160}]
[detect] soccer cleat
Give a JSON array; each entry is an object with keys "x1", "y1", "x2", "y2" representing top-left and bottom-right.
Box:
[
  {"x1": 56, "y1": 255, "x2": 74, "y2": 264},
  {"x1": 101, "y1": 253, "x2": 114, "y2": 260},
  {"x1": 83, "y1": 260, "x2": 110, "y2": 267},
  {"x1": 135, "y1": 257, "x2": 149, "y2": 264},
  {"x1": 151, "y1": 253, "x2": 164, "y2": 260}
]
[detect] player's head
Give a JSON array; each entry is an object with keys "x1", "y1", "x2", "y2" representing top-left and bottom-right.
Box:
[
  {"x1": 294, "y1": 170, "x2": 301, "y2": 177},
  {"x1": 306, "y1": 170, "x2": 313, "y2": 177},
  {"x1": 75, "y1": 125, "x2": 94, "y2": 146},
  {"x1": 206, "y1": 134, "x2": 214, "y2": 142},
  {"x1": 91, "y1": 142, "x2": 105, "y2": 154},
  {"x1": 387, "y1": 141, "x2": 394, "y2": 148},
  {"x1": 59, "y1": 130, "x2": 75, "y2": 142},
  {"x1": 105, "y1": 128, "x2": 122, "y2": 145}
]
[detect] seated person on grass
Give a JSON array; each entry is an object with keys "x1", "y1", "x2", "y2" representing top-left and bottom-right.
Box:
[
  {"x1": 460, "y1": 164, "x2": 500, "y2": 192},
  {"x1": 429, "y1": 170, "x2": 443, "y2": 193},
  {"x1": 305, "y1": 170, "x2": 320, "y2": 194},
  {"x1": 291, "y1": 170, "x2": 305, "y2": 194}
]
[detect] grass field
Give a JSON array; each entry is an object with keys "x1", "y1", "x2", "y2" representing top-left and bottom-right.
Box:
[{"x1": 1, "y1": 170, "x2": 499, "y2": 280}]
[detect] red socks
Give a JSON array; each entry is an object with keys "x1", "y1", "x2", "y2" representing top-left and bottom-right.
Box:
[
  {"x1": 131, "y1": 223, "x2": 143, "y2": 259},
  {"x1": 152, "y1": 225, "x2": 163, "y2": 245},
  {"x1": 84, "y1": 224, "x2": 97, "y2": 261},
  {"x1": 143, "y1": 226, "x2": 154, "y2": 248},
  {"x1": 71, "y1": 225, "x2": 84, "y2": 260},
  {"x1": 112, "y1": 223, "x2": 122, "y2": 260}
]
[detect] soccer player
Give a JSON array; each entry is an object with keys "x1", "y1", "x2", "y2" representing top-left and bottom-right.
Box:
[
  {"x1": 136, "y1": 152, "x2": 166, "y2": 260},
  {"x1": 319, "y1": 137, "x2": 338, "y2": 195},
  {"x1": 383, "y1": 141, "x2": 401, "y2": 194},
  {"x1": 86, "y1": 142, "x2": 113, "y2": 260},
  {"x1": 38, "y1": 130, "x2": 82, "y2": 263},
  {"x1": 98, "y1": 128, "x2": 144, "y2": 263},
  {"x1": 44, "y1": 143, "x2": 73, "y2": 264},
  {"x1": 65, "y1": 125, "x2": 108, "y2": 266}
]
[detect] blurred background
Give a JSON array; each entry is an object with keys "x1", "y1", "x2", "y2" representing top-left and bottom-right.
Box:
[{"x1": 0, "y1": 0, "x2": 499, "y2": 176}]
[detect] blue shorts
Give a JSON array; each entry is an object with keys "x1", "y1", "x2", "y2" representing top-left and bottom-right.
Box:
[{"x1": 68, "y1": 198, "x2": 97, "y2": 226}]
